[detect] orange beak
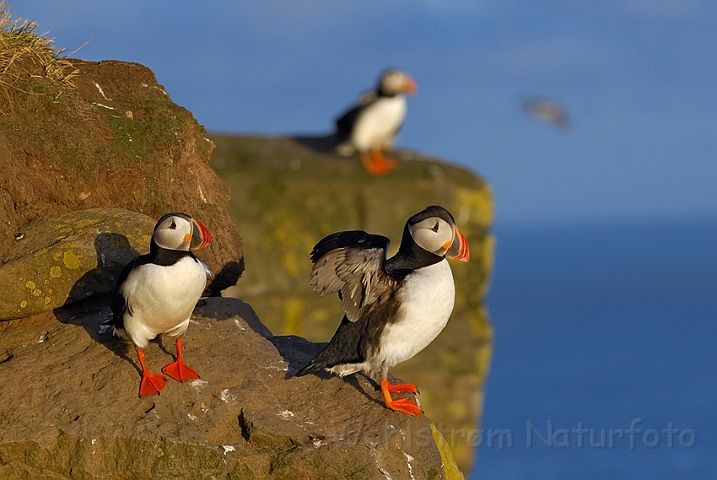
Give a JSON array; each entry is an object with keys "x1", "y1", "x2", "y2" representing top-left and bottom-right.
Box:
[
  {"x1": 446, "y1": 227, "x2": 469, "y2": 262},
  {"x1": 190, "y1": 219, "x2": 212, "y2": 249},
  {"x1": 404, "y1": 76, "x2": 417, "y2": 95}
]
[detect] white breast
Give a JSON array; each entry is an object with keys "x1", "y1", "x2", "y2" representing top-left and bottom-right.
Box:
[
  {"x1": 351, "y1": 95, "x2": 407, "y2": 152},
  {"x1": 120, "y1": 256, "x2": 209, "y2": 348},
  {"x1": 377, "y1": 259, "x2": 455, "y2": 369}
]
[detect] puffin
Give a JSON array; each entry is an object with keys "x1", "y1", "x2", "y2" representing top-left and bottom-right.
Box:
[
  {"x1": 335, "y1": 69, "x2": 417, "y2": 175},
  {"x1": 295, "y1": 205, "x2": 470, "y2": 415},
  {"x1": 522, "y1": 97, "x2": 569, "y2": 130},
  {"x1": 109, "y1": 213, "x2": 213, "y2": 398}
]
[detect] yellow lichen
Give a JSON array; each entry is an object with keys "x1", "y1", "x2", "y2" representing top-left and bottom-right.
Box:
[
  {"x1": 44, "y1": 297, "x2": 51, "y2": 304},
  {"x1": 430, "y1": 423, "x2": 465, "y2": 480},
  {"x1": 75, "y1": 218, "x2": 99, "y2": 228},
  {"x1": 63, "y1": 251, "x2": 81, "y2": 269},
  {"x1": 115, "y1": 222, "x2": 123, "y2": 227},
  {"x1": 20, "y1": 300, "x2": 27, "y2": 308},
  {"x1": 50, "y1": 266, "x2": 62, "y2": 278},
  {"x1": 32, "y1": 288, "x2": 42, "y2": 297},
  {"x1": 25, "y1": 280, "x2": 35, "y2": 289}
]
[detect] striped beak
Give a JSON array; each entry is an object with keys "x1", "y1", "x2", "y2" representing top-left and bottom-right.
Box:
[
  {"x1": 446, "y1": 227, "x2": 469, "y2": 262},
  {"x1": 190, "y1": 219, "x2": 212, "y2": 249}
]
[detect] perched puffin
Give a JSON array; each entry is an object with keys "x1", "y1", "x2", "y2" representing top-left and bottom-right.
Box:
[
  {"x1": 335, "y1": 69, "x2": 417, "y2": 175},
  {"x1": 109, "y1": 213, "x2": 213, "y2": 398},
  {"x1": 295, "y1": 206, "x2": 469, "y2": 415}
]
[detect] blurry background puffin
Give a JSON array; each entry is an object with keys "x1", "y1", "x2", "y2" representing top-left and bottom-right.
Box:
[
  {"x1": 295, "y1": 205, "x2": 469, "y2": 415},
  {"x1": 108, "y1": 213, "x2": 213, "y2": 398},
  {"x1": 335, "y1": 69, "x2": 417, "y2": 175}
]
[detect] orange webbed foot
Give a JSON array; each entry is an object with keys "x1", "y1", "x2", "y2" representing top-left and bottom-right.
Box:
[
  {"x1": 136, "y1": 349, "x2": 168, "y2": 398},
  {"x1": 387, "y1": 382, "x2": 419, "y2": 395},
  {"x1": 388, "y1": 397, "x2": 423, "y2": 416},
  {"x1": 361, "y1": 150, "x2": 399, "y2": 175},
  {"x1": 139, "y1": 371, "x2": 168, "y2": 398},
  {"x1": 380, "y1": 379, "x2": 423, "y2": 416},
  {"x1": 162, "y1": 338, "x2": 200, "y2": 382},
  {"x1": 162, "y1": 360, "x2": 200, "y2": 382},
  {"x1": 374, "y1": 154, "x2": 399, "y2": 173}
]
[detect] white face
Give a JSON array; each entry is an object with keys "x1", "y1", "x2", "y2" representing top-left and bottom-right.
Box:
[
  {"x1": 408, "y1": 217, "x2": 455, "y2": 256},
  {"x1": 153, "y1": 214, "x2": 193, "y2": 251},
  {"x1": 380, "y1": 70, "x2": 415, "y2": 95}
]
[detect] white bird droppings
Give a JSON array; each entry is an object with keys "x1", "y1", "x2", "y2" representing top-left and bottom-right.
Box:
[
  {"x1": 403, "y1": 452, "x2": 416, "y2": 480},
  {"x1": 278, "y1": 410, "x2": 295, "y2": 420},
  {"x1": 188, "y1": 379, "x2": 208, "y2": 391},
  {"x1": 219, "y1": 389, "x2": 236, "y2": 403},
  {"x1": 94, "y1": 82, "x2": 110, "y2": 100}
]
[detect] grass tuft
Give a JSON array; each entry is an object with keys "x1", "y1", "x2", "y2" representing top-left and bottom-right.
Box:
[{"x1": 0, "y1": 1, "x2": 78, "y2": 113}]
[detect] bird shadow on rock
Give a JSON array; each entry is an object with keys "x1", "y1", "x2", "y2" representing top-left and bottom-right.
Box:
[
  {"x1": 204, "y1": 258, "x2": 245, "y2": 297},
  {"x1": 57, "y1": 232, "x2": 142, "y2": 374},
  {"x1": 194, "y1": 295, "x2": 274, "y2": 340},
  {"x1": 269, "y1": 334, "x2": 384, "y2": 408},
  {"x1": 290, "y1": 134, "x2": 343, "y2": 155}
]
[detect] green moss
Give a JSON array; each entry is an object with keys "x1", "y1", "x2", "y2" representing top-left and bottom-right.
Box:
[{"x1": 108, "y1": 113, "x2": 183, "y2": 163}]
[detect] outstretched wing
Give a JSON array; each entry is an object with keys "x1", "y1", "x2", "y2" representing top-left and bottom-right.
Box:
[{"x1": 309, "y1": 230, "x2": 398, "y2": 322}]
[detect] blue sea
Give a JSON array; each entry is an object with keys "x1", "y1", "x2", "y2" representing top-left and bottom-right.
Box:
[{"x1": 472, "y1": 217, "x2": 717, "y2": 479}]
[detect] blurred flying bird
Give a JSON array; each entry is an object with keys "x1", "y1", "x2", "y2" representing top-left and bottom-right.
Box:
[{"x1": 522, "y1": 97, "x2": 569, "y2": 130}]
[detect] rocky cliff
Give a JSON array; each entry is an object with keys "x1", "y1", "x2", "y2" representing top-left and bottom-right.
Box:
[{"x1": 0, "y1": 296, "x2": 462, "y2": 479}]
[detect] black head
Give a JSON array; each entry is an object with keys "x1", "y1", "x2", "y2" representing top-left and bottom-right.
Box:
[{"x1": 405, "y1": 206, "x2": 469, "y2": 261}]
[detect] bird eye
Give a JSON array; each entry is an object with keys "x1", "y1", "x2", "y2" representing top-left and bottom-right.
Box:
[
  {"x1": 431, "y1": 222, "x2": 439, "y2": 232},
  {"x1": 169, "y1": 221, "x2": 177, "y2": 229}
]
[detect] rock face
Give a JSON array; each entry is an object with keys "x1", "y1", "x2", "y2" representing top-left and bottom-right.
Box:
[
  {"x1": 211, "y1": 135, "x2": 494, "y2": 472},
  {"x1": 0, "y1": 59, "x2": 244, "y2": 306},
  {"x1": 0, "y1": 297, "x2": 462, "y2": 479},
  {"x1": 0, "y1": 209, "x2": 155, "y2": 320}
]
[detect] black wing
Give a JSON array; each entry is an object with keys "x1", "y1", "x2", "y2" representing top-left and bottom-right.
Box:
[
  {"x1": 335, "y1": 91, "x2": 379, "y2": 136},
  {"x1": 107, "y1": 253, "x2": 152, "y2": 329},
  {"x1": 309, "y1": 230, "x2": 399, "y2": 323},
  {"x1": 335, "y1": 105, "x2": 362, "y2": 136},
  {"x1": 295, "y1": 299, "x2": 397, "y2": 376}
]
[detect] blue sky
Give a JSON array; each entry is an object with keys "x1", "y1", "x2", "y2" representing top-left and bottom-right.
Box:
[{"x1": 19, "y1": 1, "x2": 717, "y2": 225}]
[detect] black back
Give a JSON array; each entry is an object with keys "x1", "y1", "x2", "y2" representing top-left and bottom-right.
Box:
[
  {"x1": 335, "y1": 104, "x2": 364, "y2": 137},
  {"x1": 310, "y1": 230, "x2": 390, "y2": 264},
  {"x1": 334, "y1": 79, "x2": 399, "y2": 137}
]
